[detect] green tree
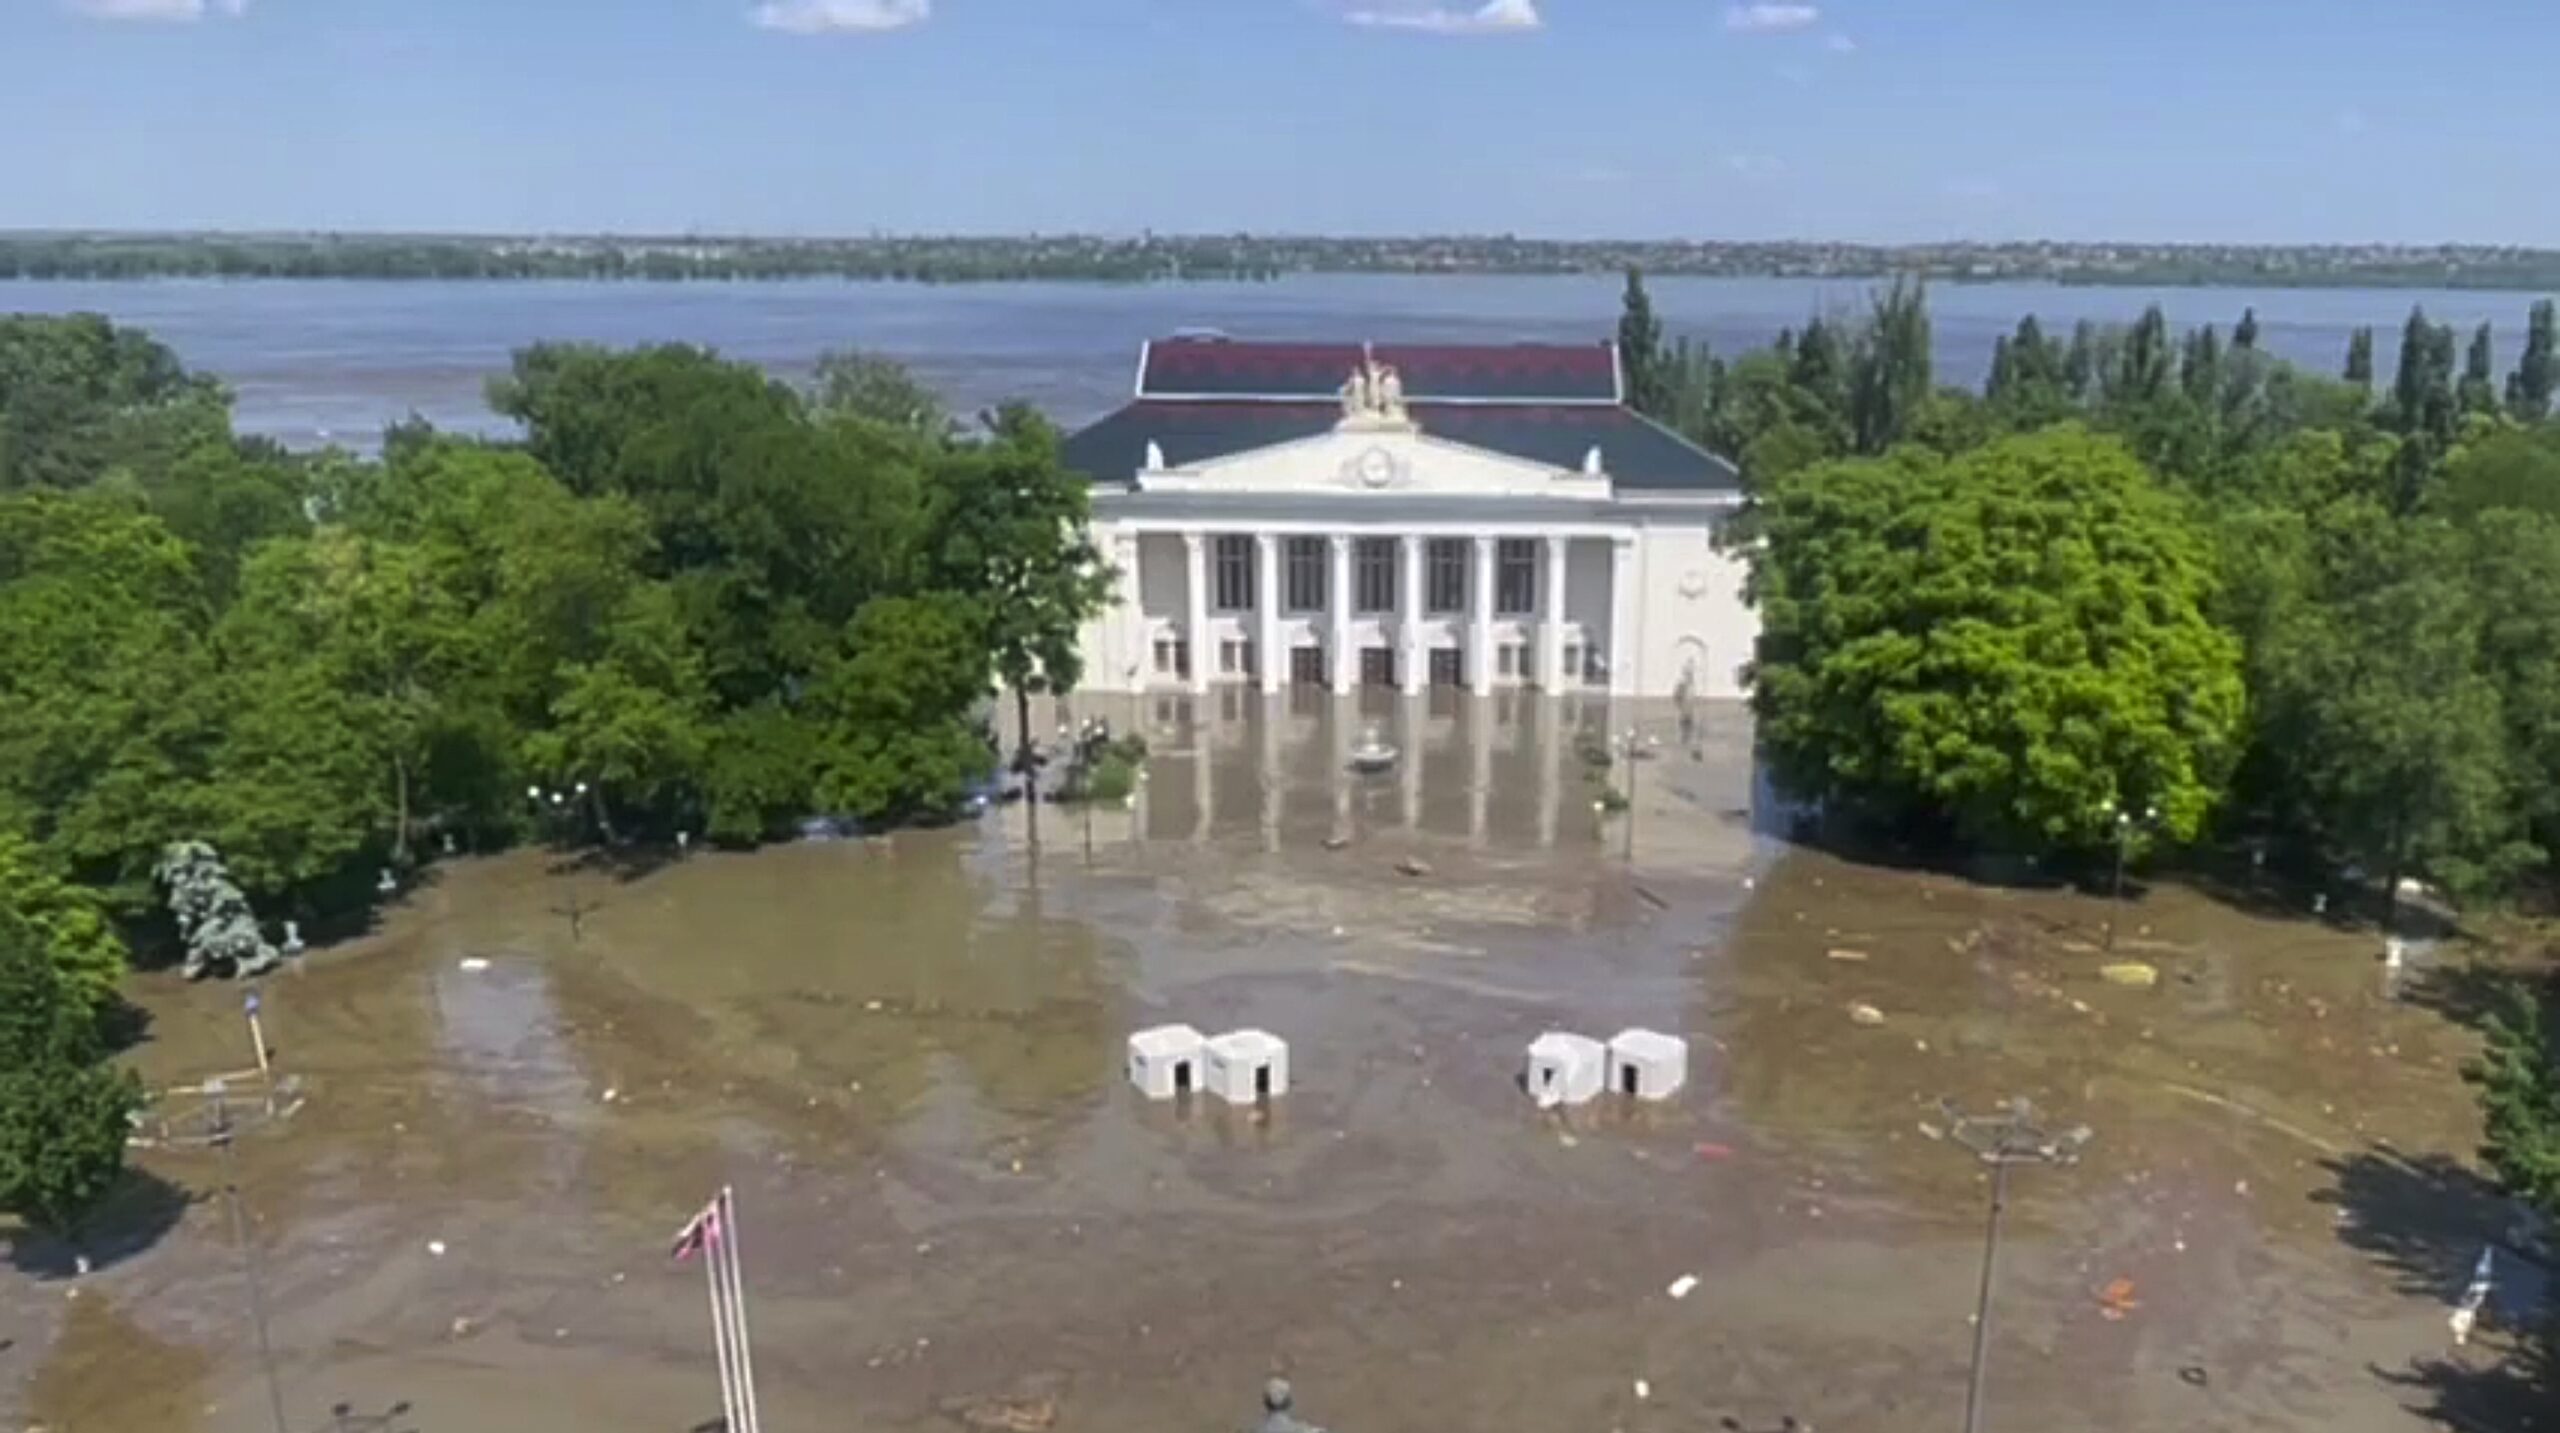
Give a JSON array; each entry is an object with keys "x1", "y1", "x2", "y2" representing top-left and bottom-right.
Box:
[
  {"x1": 1986, "y1": 315, "x2": 2072, "y2": 430},
  {"x1": 2468, "y1": 978, "x2": 2559, "y2": 1220},
  {"x1": 2459, "y1": 321, "x2": 2500, "y2": 418},
  {"x1": 2179, "y1": 324, "x2": 2224, "y2": 404},
  {"x1": 2509, "y1": 298, "x2": 2558, "y2": 422},
  {"x1": 520, "y1": 586, "x2": 709, "y2": 842},
  {"x1": 1747, "y1": 426, "x2": 2244, "y2": 851},
  {"x1": 2063, "y1": 320, "x2": 2100, "y2": 402},
  {"x1": 0, "y1": 837, "x2": 125, "y2": 1034},
  {"x1": 808, "y1": 594, "x2": 995, "y2": 823},
  {"x1": 2111, "y1": 306, "x2": 2175, "y2": 407},
  {"x1": 0, "y1": 912, "x2": 139, "y2": 1240},
  {"x1": 0, "y1": 314, "x2": 219, "y2": 492},
  {"x1": 2344, "y1": 326, "x2": 2376, "y2": 392},
  {"x1": 2437, "y1": 425, "x2": 2560, "y2": 520},
  {"x1": 1616, "y1": 269, "x2": 1670, "y2": 418},
  {"x1": 1847, "y1": 277, "x2": 1931, "y2": 455},
  {"x1": 2254, "y1": 506, "x2": 2530, "y2": 906},
  {"x1": 924, "y1": 407, "x2": 1110, "y2": 770},
  {"x1": 809, "y1": 350, "x2": 951, "y2": 438},
  {"x1": 0, "y1": 492, "x2": 218, "y2": 903},
  {"x1": 2470, "y1": 513, "x2": 2560, "y2": 850},
  {"x1": 2232, "y1": 307, "x2": 2261, "y2": 351},
  {"x1": 1785, "y1": 319, "x2": 1853, "y2": 447}
]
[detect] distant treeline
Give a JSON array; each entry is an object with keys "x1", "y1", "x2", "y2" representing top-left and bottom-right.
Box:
[{"x1": 9, "y1": 232, "x2": 2560, "y2": 290}]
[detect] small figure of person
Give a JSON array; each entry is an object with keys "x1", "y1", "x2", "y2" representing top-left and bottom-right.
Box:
[{"x1": 1252, "y1": 1378, "x2": 1325, "y2": 1433}]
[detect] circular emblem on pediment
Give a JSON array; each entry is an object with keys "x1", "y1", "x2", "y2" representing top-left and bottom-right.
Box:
[
  {"x1": 1353, "y1": 446, "x2": 1399, "y2": 489},
  {"x1": 1677, "y1": 568, "x2": 1707, "y2": 599}
]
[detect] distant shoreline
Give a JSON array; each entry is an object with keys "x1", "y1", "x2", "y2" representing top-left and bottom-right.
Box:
[{"x1": 5, "y1": 233, "x2": 2559, "y2": 293}]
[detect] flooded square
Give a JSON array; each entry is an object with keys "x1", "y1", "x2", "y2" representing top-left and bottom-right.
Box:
[{"x1": 2, "y1": 695, "x2": 2527, "y2": 1433}]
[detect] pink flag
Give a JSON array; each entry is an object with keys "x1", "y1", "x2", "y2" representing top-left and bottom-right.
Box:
[{"x1": 670, "y1": 1199, "x2": 722, "y2": 1262}]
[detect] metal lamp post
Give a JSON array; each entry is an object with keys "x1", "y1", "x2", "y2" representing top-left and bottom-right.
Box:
[
  {"x1": 1938, "y1": 1097, "x2": 2091, "y2": 1433},
  {"x1": 2098, "y1": 799, "x2": 2158, "y2": 951},
  {"x1": 1067, "y1": 716, "x2": 1110, "y2": 865},
  {"x1": 208, "y1": 1081, "x2": 291, "y2": 1433},
  {"x1": 1617, "y1": 725, "x2": 1642, "y2": 862},
  {"x1": 526, "y1": 782, "x2": 599, "y2": 940}
]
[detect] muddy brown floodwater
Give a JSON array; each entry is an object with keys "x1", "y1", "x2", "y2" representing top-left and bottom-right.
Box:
[{"x1": 0, "y1": 694, "x2": 2529, "y2": 1433}]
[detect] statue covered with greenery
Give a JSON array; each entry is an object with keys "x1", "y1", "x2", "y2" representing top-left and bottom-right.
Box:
[{"x1": 154, "y1": 840, "x2": 279, "y2": 979}]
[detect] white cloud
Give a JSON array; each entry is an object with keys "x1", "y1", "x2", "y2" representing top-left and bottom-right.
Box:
[
  {"x1": 1824, "y1": 31, "x2": 1856, "y2": 52},
  {"x1": 68, "y1": 0, "x2": 245, "y2": 21},
  {"x1": 749, "y1": 0, "x2": 929, "y2": 34},
  {"x1": 1724, "y1": 153, "x2": 1786, "y2": 179},
  {"x1": 1724, "y1": 3, "x2": 1819, "y2": 33},
  {"x1": 1345, "y1": 0, "x2": 1542, "y2": 35}
]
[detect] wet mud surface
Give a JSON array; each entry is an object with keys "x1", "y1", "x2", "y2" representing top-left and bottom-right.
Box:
[{"x1": 1, "y1": 696, "x2": 2535, "y2": 1432}]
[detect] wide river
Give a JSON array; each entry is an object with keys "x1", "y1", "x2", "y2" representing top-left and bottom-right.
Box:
[{"x1": 3, "y1": 273, "x2": 2549, "y2": 448}]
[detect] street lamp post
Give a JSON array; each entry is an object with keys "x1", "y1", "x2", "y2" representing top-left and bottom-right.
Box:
[
  {"x1": 1617, "y1": 725, "x2": 1642, "y2": 862},
  {"x1": 209, "y1": 1081, "x2": 291, "y2": 1433},
  {"x1": 1938, "y1": 1097, "x2": 2091, "y2": 1433},
  {"x1": 526, "y1": 782, "x2": 600, "y2": 940},
  {"x1": 1067, "y1": 716, "x2": 1109, "y2": 865},
  {"x1": 2099, "y1": 799, "x2": 2159, "y2": 951}
]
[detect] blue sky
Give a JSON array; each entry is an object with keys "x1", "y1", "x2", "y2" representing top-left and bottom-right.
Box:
[{"x1": 3, "y1": 0, "x2": 2554, "y2": 243}]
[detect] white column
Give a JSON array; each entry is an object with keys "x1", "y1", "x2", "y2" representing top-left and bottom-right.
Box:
[
  {"x1": 1607, "y1": 534, "x2": 1638, "y2": 697},
  {"x1": 1117, "y1": 531, "x2": 1146, "y2": 692},
  {"x1": 1397, "y1": 533, "x2": 1425, "y2": 695},
  {"x1": 1254, "y1": 531, "x2": 1283, "y2": 693},
  {"x1": 1183, "y1": 532, "x2": 1210, "y2": 695},
  {"x1": 1468, "y1": 535, "x2": 1496, "y2": 696},
  {"x1": 1328, "y1": 534, "x2": 1355, "y2": 695},
  {"x1": 1539, "y1": 535, "x2": 1568, "y2": 691}
]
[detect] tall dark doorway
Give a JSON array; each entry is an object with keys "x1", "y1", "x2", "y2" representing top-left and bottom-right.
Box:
[
  {"x1": 1289, "y1": 646, "x2": 1325, "y2": 686},
  {"x1": 1360, "y1": 647, "x2": 1396, "y2": 687},
  {"x1": 1429, "y1": 648, "x2": 1463, "y2": 689}
]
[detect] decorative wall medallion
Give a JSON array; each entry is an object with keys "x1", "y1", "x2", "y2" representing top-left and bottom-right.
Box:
[
  {"x1": 1677, "y1": 568, "x2": 1707, "y2": 599},
  {"x1": 1347, "y1": 446, "x2": 1402, "y2": 489}
]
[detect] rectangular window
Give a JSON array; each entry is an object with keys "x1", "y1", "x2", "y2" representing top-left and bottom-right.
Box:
[
  {"x1": 1153, "y1": 639, "x2": 1176, "y2": 675},
  {"x1": 1356, "y1": 538, "x2": 1397, "y2": 614},
  {"x1": 1497, "y1": 644, "x2": 1521, "y2": 677},
  {"x1": 1426, "y1": 538, "x2": 1467, "y2": 615},
  {"x1": 1214, "y1": 535, "x2": 1254, "y2": 612},
  {"x1": 1285, "y1": 537, "x2": 1326, "y2": 612},
  {"x1": 1562, "y1": 644, "x2": 1582, "y2": 683},
  {"x1": 1220, "y1": 640, "x2": 1245, "y2": 675},
  {"x1": 1496, "y1": 538, "x2": 1538, "y2": 616}
]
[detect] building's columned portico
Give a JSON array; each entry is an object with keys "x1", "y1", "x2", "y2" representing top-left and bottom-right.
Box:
[{"x1": 1064, "y1": 336, "x2": 1754, "y2": 701}]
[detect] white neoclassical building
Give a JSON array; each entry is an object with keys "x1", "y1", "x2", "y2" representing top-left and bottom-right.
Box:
[{"x1": 1063, "y1": 334, "x2": 1755, "y2": 700}]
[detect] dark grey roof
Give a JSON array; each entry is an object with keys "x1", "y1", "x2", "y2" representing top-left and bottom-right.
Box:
[{"x1": 1062, "y1": 401, "x2": 1739, "y2": 492}]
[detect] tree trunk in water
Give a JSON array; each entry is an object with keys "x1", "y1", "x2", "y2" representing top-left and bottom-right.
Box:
[
  {"x1": 2381, "y1": 808, "x2": 2405, "y2": 933},
  {"x1": 1016, "y1": 684, "x2": 1037, "y2": 842},
  {"x1": 392, "y1": 754, "x2": 413, "y2": 867}
]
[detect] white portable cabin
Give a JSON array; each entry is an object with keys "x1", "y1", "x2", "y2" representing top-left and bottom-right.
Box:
[
  {"x1": 1606, "y1": 1028, "x2": 1689, "y2": 1101},
  {"x1": 1524, "y1": 1031, "x2": 1606, "y2": 1108},
  {"x1": 1126, "y1": 1024, "x2": 1207, "y2": 1101},
  {"x1": 1203, "y1": 1029, "x2": 1290, "y2": 1104}
]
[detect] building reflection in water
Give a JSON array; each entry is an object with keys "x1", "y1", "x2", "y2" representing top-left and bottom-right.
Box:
[{"x1": 1094, "y1": 688, "x2": 1673, "y2": 853}]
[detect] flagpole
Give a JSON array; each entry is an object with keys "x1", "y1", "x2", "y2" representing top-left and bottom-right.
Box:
[
  {"x1": 703, "y1": 1217, "x2": 744, "y2": 1433},
  {"x1": 720, "y1": 1185, "x2": 764, "y2": 1433}
]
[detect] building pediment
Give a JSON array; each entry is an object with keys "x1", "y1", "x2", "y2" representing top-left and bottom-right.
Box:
[{"x1": 1136, "y1": 428, "x2": 1611, "y2": 501}]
